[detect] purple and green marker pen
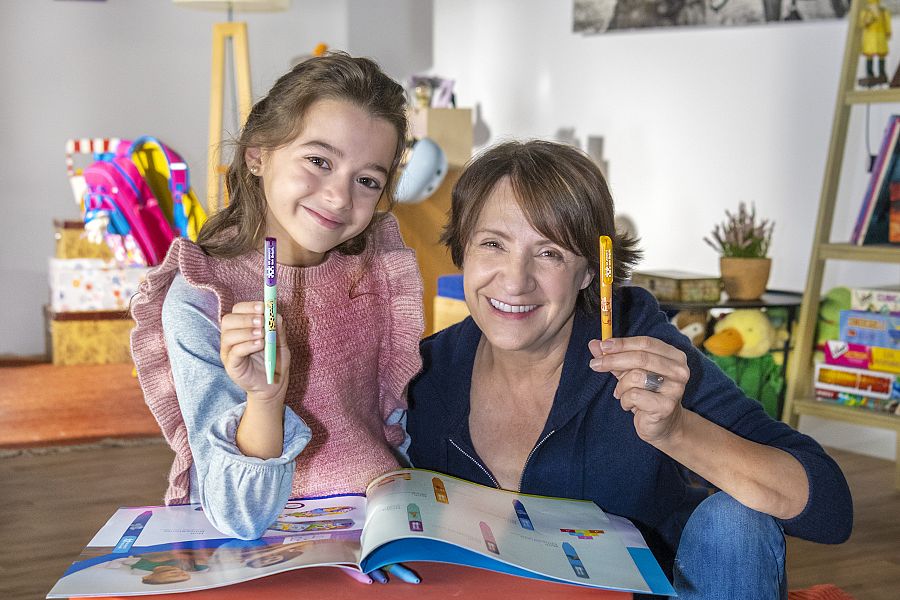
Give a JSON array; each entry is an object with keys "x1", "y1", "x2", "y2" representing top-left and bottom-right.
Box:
[{"x1": 264, "y1": 237, "x2": 277, "y2": 385}]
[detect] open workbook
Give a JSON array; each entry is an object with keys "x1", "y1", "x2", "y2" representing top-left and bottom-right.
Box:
[{"x1": 48, "y1": 468, "x2": 675, "y2": 597}]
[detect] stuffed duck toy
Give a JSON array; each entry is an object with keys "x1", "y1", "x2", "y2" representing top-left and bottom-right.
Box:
[
  {"x1": 703, "y1": 309, "x2": 782, "y2": 418},
  {"x1": 703, "y1": 309, "x2": 776, "y2": 359}
]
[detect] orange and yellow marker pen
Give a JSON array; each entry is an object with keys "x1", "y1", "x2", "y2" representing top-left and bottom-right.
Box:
[{"x1": 599, "y1": 236, "x2": 613, "y2": 340}]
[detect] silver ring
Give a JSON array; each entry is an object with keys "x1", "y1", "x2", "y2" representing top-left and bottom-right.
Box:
[{"x1": 643, "y1": 371, "x2": 664, "y2": 393}]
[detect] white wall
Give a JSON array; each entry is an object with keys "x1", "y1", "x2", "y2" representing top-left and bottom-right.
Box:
[{"x1": 1, "y1": 0, "x2": 896, "y2": 458}]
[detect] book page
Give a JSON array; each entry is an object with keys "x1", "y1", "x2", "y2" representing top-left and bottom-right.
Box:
[
  {"x1": 360, "y1": 469, "x2": 654, "y2": 593},
  {"x1": 48, "y1": 495, "x2": 367, "y2": 598}
]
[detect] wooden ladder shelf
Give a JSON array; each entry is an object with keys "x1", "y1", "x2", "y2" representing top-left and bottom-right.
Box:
[{"x1": 780, "y1": 0, "x2": 900, "y2": 488}]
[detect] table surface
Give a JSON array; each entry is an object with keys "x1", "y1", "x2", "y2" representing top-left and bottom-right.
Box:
[{"x1": 73, "y1": 562, "x2": 633, "y2": 599}]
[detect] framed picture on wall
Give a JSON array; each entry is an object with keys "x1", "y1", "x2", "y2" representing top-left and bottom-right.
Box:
[{"x1": 573, "y1": 0, "x2": 899, "y2": 33}]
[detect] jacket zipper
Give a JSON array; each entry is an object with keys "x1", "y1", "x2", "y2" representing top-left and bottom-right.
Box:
[
  {"x1": 449, "y1": 439, "x2": 500, "y2": 488},
  {"x1": 517, "y1": 429, "x2": 556, "y2": 492}
]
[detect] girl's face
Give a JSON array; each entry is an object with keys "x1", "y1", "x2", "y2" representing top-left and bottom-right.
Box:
[
  {"x1": 463, "y1": 178, "x2": 593, "y2": 357},
  {"x1": 248, "y1": 98, "x2": 398, "y2": 266}
]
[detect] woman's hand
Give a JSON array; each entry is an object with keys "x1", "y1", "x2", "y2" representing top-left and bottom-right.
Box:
[
  {"x1": 220, "y1": 301, "x2": 290, "y2": 405},
  {"x1": 588, "y1": 336, "x2": 691, "y2": 444}
]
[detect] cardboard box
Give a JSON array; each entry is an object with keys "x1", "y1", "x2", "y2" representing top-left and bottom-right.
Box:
[
  {"x1": 53, "y1": 219, "x2": 114, "y2": 260},
  {"x1": 813, "y1": 362, "x2": 899, "y2": 400},
  {"x1": 49, "y1": 258, "x2": 149, "y2": 312},
  {"x1": 46, "y1": 308, "x2": 134, "y2": 366},
  {"x1": 823, "y1": 340, "x2": 900, "y2": 374},
  {"x1": 850, "y1": 285, "x2": 900, "y2": 314},
  {"x1": 409, "y1": 107, "x2": 473, "y2": 168},
  {"x1": 839, "y1": 310, "x2": 900, "y2": 350},
  {"x1": 630, "y1": 270, "x2": 722, "y2": 303}
]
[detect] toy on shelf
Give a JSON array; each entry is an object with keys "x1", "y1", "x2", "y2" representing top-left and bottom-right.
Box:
[
  {"x1": 703, "y1": 309, "x2": 782, "y2": 418},
  {"x1": 858, "y1": 0, "x2": 891, "y2": 87},
  {"x1": 671, "y1": 309, "x2": 709, "y2": 348}
]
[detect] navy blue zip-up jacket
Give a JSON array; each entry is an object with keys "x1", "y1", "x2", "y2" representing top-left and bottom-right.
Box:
[{"x1": 407, "y1": 286, "x2": 852, "y2": 570}]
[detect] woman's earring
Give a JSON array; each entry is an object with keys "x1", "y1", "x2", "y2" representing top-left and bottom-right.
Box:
[{"x1": 250, "y1": 165, "x2": 260, "y2": 176}]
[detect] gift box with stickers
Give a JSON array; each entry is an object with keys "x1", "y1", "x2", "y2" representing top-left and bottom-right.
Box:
[{"x1": 49, "y1": 257, "x2": 149, "y2": 313}]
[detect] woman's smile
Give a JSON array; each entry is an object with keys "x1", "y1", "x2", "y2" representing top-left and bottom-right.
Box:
[{"x1": 488, "y1": 297, "x2": 539, "y2": 316}]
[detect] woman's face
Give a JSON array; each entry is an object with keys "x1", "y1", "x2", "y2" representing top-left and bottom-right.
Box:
[{"x1": 463, "y1": 178, "x2": 593, "y2": 356}]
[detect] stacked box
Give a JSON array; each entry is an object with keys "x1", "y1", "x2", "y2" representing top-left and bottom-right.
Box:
[
  {"x1": 838, "y1": 310, "x2": 900, "y2": 350},
  {"x1": 53, "y1": 219, "x2": 114, "y2": 260},
  {"x1": 823, "y1": 340, "x2": 900, "y2": 374},
  {"x1": 45, "y1": 307, "x2": 134, "y2": 365},
  {"x1": 630, "y1": 270, "x2": 721, "y2": 303},
  {"x1": 813, "y1": 362, "x2": 899, "y2": 400},
  {"x1": 850, "y1": 285, "x2": 900, "y2": 314},
  {"x1": 49, "y1": 257, "x2": 149, "y2": 312}
]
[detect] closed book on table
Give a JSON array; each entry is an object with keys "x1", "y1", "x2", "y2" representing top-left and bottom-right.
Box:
[
  {"x1": 630, "y1": 270, "x2": 721, "y2": 303},
  {"x1": 45, "y1": 307, "x2": 134, "y2": 366}
]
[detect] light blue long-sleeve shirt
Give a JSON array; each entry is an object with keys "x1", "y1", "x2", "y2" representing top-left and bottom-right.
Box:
[{"x1": 161, "y1": 274, "x2": 409, "y2": 539}]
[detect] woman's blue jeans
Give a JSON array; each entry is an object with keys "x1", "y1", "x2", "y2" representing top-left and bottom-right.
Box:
[{"x1": 672, "y1": 491, "x2": 787, "y2": 599}]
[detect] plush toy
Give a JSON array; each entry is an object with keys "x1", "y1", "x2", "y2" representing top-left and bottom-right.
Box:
[
  {"x1": 703, "y1": 309, "x2": 782, "y2": 419},
  {"x1": 703, "y1": 309, "x2": 776, "y2": 359},
  {"x1": 671, "y1": 309, "x2": 709, "y2": 348},
  {"x1": 816, "y1": 287, "x2": 851, "y2": 357}
]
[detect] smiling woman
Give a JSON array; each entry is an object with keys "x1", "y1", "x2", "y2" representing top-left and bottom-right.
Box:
[{"x1": 407, "y1": 139, "x2": 853, "y2": 600}]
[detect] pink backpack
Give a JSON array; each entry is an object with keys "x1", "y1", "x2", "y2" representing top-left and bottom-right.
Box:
[{"x1": 67, "y1": 137, "x2": 201, "y2": 266}]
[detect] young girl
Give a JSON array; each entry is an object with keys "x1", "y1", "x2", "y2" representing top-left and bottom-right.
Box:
[{"x1": 131, "y1": 53, "x2": 424, "y2": 540}]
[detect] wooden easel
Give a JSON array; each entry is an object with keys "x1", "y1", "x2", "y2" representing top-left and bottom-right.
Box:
[{"x1": 207, "y1": 22, "x2": 252, "y2": 213}]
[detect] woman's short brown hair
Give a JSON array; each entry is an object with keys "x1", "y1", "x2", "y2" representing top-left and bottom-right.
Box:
[{"x1": 442, "y1": 140, "x2": 641, "y2": 313}]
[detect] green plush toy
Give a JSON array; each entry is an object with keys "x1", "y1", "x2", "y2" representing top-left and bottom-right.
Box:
[{"x1": 815, "y1": 287, "x2": 851, "y2": 361}]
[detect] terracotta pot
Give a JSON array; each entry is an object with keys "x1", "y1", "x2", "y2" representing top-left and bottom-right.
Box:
[{"x1": 719, "y1": 257, "x2": 771, "y2": 300}]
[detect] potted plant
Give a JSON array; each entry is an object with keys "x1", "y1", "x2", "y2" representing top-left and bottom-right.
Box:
[{"x1": 703, "y1": 202, "x2": 774, "y2": 300}]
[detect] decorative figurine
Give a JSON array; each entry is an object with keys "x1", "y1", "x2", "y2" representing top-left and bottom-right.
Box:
[{"x1": 859, "y1": 0, "x2": 892, "y2": 87}]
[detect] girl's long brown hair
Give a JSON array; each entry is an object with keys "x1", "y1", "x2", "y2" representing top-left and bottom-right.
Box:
[{"x1": 197, "y1": 52, "x2": 408, "y2": 258}]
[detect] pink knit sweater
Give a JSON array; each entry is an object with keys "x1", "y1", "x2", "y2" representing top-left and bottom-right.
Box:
[{"x1": 131, "y1": 215, "x2": 424, "y2": 505}]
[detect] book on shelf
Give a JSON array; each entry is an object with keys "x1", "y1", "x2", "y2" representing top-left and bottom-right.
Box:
[
  {"x1": 852, "y1": 114, "x2": 900, "y2": 245},
  {"x1": 838, "y1": 310, "x2": 900, "y2": 350},
  {"x1": 850, "y1": 284, "x2": 900, "y2": 314},
  {"x1": 814, "y1": 387, "x2": 900, "y2": 415},
  {"x1": 47, "y1": 468, "x2": 675, "y2": 598},
  {"x1": 823, "y1": 340, "x2": 900, "y2": 375},
  {"x1": 891, "y1": 182, "x2": 900, "y2": 243},
  {"x1": 813, "y1": 362, "x2": 900, "y2": 401}
]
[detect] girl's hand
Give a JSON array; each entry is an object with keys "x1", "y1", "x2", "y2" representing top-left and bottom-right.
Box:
[
  {"x1": 588, "y1": 336, "x2": 690, "y2": 444},
  {"x1": 220, "y1": 301, "x2": 290, "y2": 404}
]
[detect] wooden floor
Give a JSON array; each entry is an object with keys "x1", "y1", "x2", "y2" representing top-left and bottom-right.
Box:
[
  {"x1": 1, "y1": 363, "x2": 898, "y2": 599},
  {"x1": 0, "y1": 363, "x2": 160, "y2": 447},
  {"x1": 0, "y1": 444, "x2": 895, "y2": 599}
]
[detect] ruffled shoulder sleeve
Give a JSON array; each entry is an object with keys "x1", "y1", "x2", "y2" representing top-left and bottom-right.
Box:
[
  {"x1": 369, "y1": 214, "x2": 425, "y2": 444},
  {"x1": 129, "y1": 238, "x2": 234, "y2": 505}
]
